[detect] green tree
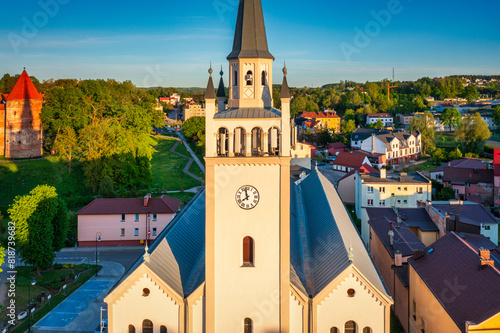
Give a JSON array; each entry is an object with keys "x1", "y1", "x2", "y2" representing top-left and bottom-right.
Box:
[
  {"x1": 373, "y1": 119, "x2": 384, "y2": 129},
  {"x1": 54, "y1": 127, "x2": 79, "y2": 173},
  {"x1": 448, "y1": 147, "x2": 463, "y2": 161},
  {"x1": 492, "y1": 106, "x2": 500, "y2": 128},
  {"x1": 344, "y1": 109, "x2": 356, "y2": 122},
  {"x1": 428, "y1": 146, "x2": 446, "y2": 163},
  {"x1": 182, "y1": 116, "x2": 206, "y2": 141},
  {"x1": 341, "y1": 119, "x2": 356, "y2": 134},
  {"x1": 461, "y1": 85, "x2": 480, "y2": 103},
  {"x1": 437, "y1": 186, "x2": 456, "y2": 201},
  {"x1": 99, "y1": 175, "x2": 115, "y2": 198},
  {"x1": 410, "y1": 111, "x2": 435, "y2": 153},
  {"x1": 291, "y1": 96, "x2": 307, "y2": 116},
  {"x1": 8, "y1": 185, "x2": 68, "y2": 276},
  {"x1": 455, "y1": 113, "x2": 491, "y2": 154},
  {"x1": 440, "y1": 108, "x2": 462, "y2": 132}
]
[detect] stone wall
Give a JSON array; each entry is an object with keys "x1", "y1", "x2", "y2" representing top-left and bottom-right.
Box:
[{"x1": 4, "y1": 99, "x2": 43, "y2": 159}]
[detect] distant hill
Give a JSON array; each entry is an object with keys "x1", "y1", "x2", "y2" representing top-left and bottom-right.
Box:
[{"x1": 141, "y1": 87, "x2": 205, "y2": 94}]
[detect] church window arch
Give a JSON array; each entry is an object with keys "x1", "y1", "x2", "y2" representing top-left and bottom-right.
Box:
[
  {"x1": 268, "y1": 127, "x2": 280, "y2": 156},
  {"x1": 234, "y1": 127, "x2": 246, "y2": 156},
  {"x1": 142, "y1": 319, "x2": 153, "y2": 333},
  {"x1": 244, "y1": 318, "x2": 253, "y2": 333},
  {"x1": 345, "y1": 321, "x2": 357, "y2": 333},
  {"x1": 363, "y1": 327, "x2": 372, "y2": 333},
  {"x1": 261, "y1": 70, "x2": 267, "y2": 86},
  {"x1": 217, "y1": 127, "x2": 229, "y2": 157},
  {"x1": 160, "y1": 325, "x2": 167, "y2": 333},
  {"x1": 251, "y1": 127, "x2": 263, "y2": 156},
  {"x1": 330, "y1": 328, "x2": 339, "y2": 333},
  {"x1": 242, "y1": 237, "x2": 254, "y2": 266},
  {"x1": 246, "y1": 70, "x2": 253, "y2": 86},
  {"x1": 128, "y1": 325, "x2": 135, "y2": 333}
]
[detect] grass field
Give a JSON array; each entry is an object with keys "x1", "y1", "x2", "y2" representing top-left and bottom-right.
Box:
[
  {"x1": 150, "y1": 136, "x2": 202, "y2": 191},
  {"x1": 400, "y1": 161, "x2": 438, "y2": 173},
  {"x1": 435, "y1": 132, "x2": 457, "y2": 148}
]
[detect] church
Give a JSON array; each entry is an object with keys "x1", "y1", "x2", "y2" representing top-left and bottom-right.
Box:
[{"x1": 104, "y1": 1, "x2": 393, "y2": 332}]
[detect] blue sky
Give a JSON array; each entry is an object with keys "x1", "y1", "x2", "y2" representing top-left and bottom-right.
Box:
[{"x1": 1, "y1": 0, "x2": 499, "y2": 88}]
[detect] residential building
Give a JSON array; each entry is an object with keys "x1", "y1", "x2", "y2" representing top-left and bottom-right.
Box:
[
  {"x1": 433, "y1": 103, "x2": 453, "y2": 112},
  {"x1": 77, "y1": 194, "x2": 182, "y2": 246},
  {"x1": 300, "y1": 111, "x2": 341, "y2": 133},
  {"x1": 480, "y1": 112, "x2": 499, "y2": 131},
  {"x1": 359, "y1": 130, "x2": 422, "y2": 166},
  {"x1": 396, "y1": 114, "x2": 414, "y2": 128},
  {"x1": 356, "y1": 170, "x2": 432, "y2": 245},
  {"x1": 408, "y1": 232, "x2": 500, "y2": 333},
  {"x1": 0, "y1": 70, "x2": 44, "y2": 159},
  {"x1": 105, "y1": 2, "x2": 393, "y2": 331},
  {"x1": 432, "y1": 201, "x2": 499, "y2": 245},
  {"x1": 159, "y1": 93, "x2": 181, "y2": 106},
  {"x1": 442, "y1": 167, "x2": 494, "y2": 203},
  {"x1": 494, "y1": 149, "x2": 500, "y2": 206},
  {"x1": 332, "y1": 151, "x2": 372, "y2": 172},
  {"x1": 351, "y1": 127, "x2": 377, "y2": 149},
  {"x1": 352, "y1": 150, "x2": 387, "y2": 169},
  {"x1": 366, "y1": 113, "x2": 393, "y2": 127},
  {"x1": 337, "y1": 164, "x2": 378, "y2": 204},
  {"x1": 325, "y1": 141, "x2": 347, "y2": 156},
  {"x1": 430, "y1": 158, "x2": 488, "y2": 183},
  {"x1": 183, "y1": 102, "x2": 205, "y2": 121}
]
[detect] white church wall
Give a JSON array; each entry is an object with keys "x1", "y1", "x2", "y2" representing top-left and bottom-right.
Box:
[
  {"x1": 112, "y1": 275, "x2": 180, "y2": 333},
  {"x1": 190, "y1": 293, "x2": 205, "y2": 333},
  {"x1": 290, "y1": 293, "x2": 305, "y2": 333}
]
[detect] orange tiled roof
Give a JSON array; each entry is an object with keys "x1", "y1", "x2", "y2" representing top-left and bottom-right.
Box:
[{"x1": 6, "y1": 70, "x2": 44, "y2": 100}]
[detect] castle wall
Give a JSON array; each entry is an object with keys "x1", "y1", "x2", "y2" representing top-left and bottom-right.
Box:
[{"x1": 4, "y1": 99, "x2": 43, "y2": 159}]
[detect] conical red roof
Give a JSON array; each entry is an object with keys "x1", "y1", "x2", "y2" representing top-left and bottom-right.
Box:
[{"x1": 6, "y1": 70, "x2": 44, "y2": 100}]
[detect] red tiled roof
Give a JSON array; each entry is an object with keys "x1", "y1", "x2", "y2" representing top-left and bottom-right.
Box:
[
  {"x1": 440, "y1": 103, "x2": 453, "y2": 107},
  {"x1": 300, "y1": 111, "x2": 340, "y2": 119},
  {"x1": 367, "y1": 113, "x2": 392, "y2": 118},
  {"x1": 338, "y1": 163, "x2": 378, "y2": 182},
  {"x1": 76, "y1": 195, "x2": 182, "y2": 215},
  {"x1": 332, "y1": 152, "x2": 369, "y2": 169},
  {"x1": 326, "y1": 142, "x2": 347, "y2": 149},
  {"x1": 6, "y1": 70, "x2": 44, "y2": 100}
]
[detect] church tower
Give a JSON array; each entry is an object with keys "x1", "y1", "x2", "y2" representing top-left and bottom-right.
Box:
[{"x1": 205, "y1": 0, "x2": 292, "y2": 332}]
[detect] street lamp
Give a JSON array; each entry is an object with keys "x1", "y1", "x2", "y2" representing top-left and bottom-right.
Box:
[
  {"x1": 95, "y1": 232, "x2": 102, "y2": 276},
  {"x1": 28, "y1": 278, "x2": 36, "y2": 332}
]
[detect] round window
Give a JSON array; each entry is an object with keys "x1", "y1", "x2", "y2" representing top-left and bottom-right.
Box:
[
  {"x1": 347, "y1": 289, "x2": 356, "y2": 298},
  {"x1": 142, "y1": 288, "x2": 150, "y2": 297}
]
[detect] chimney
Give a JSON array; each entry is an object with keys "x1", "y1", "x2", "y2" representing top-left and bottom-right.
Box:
[
  {"x1": 380, "y1": 168, "x2": 387, "y2": 179},
  {"x1": 395, "y1": 250, "x2": 403, "y2": 267},
  {"x1": 479, "y1": 249, "x2": 495, "y2": 268},
  {"x1": 389, "y1": 223, "x2": 395, "y2": 247},
  {"x1": 144, "y1": 193, "x2": 151, "y2": 207}
]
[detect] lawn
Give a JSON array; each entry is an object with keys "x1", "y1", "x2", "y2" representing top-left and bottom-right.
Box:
[
  {"x1": 150, "y1": 136, "x2": 203, "y2": 191},
  {"x1": 400, "y1": 161, "x2": 438, "y2": 173},
  {"x1": 435, "y1": 132, "x2": 457, "y2": 148}
]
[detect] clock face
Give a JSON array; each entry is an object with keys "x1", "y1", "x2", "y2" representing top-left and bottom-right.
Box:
[{"x1": 235, "y1": 185, "x2": 260, "y2": 210}]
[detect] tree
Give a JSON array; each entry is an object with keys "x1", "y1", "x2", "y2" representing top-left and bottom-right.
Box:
[
  {"x1": 99, "y1": 175, "x2": 115, "y2": 198},
  {"x1": 344, "y1": 109, "x2": 356, "y2": 122},
  {"x1": 448, "y1": 147, "x2": 463, "y2": 161},
  {"x1": 373, "y1": 119, "x2": 384, "y2": 129},
  {"x1": 54, "y1": 127, "x2": 79, "y2": 173},
  {"x1": 428, "y1": 146, "x2": 446, "y2": 163},
  {"x1": 437, "y1": 186, "x2": 456, "y2": 201},
  {"x1": 341, "y1": 119, "x2": 356, "y2": 134},
  {"x1": 8, "y1": 185, "x2": 68, "y2": 276},
  {"x1": 291, "y1": 96, "x2": 307, "y2": 116},
  {"x1": 182, "y1": 116, "x2": 206, "y2": 141},
  {"x1": 455, "y1": 113, "x2": 491, "y2": 154},
  {"x1": 440, "y1": 108, "x2": 462, "y2": 132},
  {"x1": 461, "y1": 85, "x2": 480, "y2": 103},
  {"x1": 410, "y1": 111, "x2": 435, "y2": 153},
  {"x1": 492, "y1": 106, "x2": 500, "y2": 128}
]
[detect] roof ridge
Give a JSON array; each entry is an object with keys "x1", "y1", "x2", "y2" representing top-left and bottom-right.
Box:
[
  {"x1": 452, "y1": 233, "x2": 500, "y2": 275},
  {"x1": 295, "y1": 184, "x2": 314, "y2": 296}
]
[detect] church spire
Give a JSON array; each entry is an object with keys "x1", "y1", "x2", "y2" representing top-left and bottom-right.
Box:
[
  {"x1": 217, "y1": 66, "x2": 226, "y2": 98},
  {"x1": 281, "y1": 62, "x2": 291, "y2": 99},
  {"x1": 205, "y1": 65, "x2": 216, "y2": 100},
  {"x1": 227, "y1": 0, "x2": 274, "y2": 60}
]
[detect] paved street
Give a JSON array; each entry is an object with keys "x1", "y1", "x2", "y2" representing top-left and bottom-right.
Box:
[{"x1": 56, "y1": 246, "x2": 144, "y2": 271}]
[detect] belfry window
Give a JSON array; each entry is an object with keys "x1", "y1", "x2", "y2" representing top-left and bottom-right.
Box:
[
  {"x1": 160, "y1": 326, "x2": 167, "y2": 333},
  {"x1": 217, "y1": 128, "x2": 229, "y2": 157},
  {"x1": 261, "y1": 70, "x2": 266, "y2": 86},
  {"x1": 345, "y1": 321, "x2": 357, "y2": 333},
  {"x1": 268, "y1": 127, "x2": 280, "y2": 156},
  {"x1": 142, "y1": 320, "x2": 153, "y2": 333},
  {"x1": 234, "y1": 127, "x2": 246, "y2": 156},
  {"x1": 251, "y1": 127, "x2": 263, "y2": 156},
  {"x1": 330, "y1": 328, "x2": 339, "y2": 333},
  {"x1": 246, "y1": 71, "x2": 253, "y2": 86},
  {"x1": 128, "y1": 325, "x2": 135, "y2": 333},
  {"x1": 243, "y1": 237, "x2": 254, "y2": 266},
  {"x1": 234, "y1": 69, "x2": 238, "y2": 86},
  {"x1": 244, "y1": 318, "x2": 253, "y2": 333}
]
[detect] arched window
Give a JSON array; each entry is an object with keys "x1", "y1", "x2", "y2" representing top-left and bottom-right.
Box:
[
  {"x1": 330, "y1": 328, "x2": 339, "y2": 333},
  {"x1": 234, "y1": 69, "x2": 238, "y2": 86},
  {"x1": 234, "y1": 127, "x2": 246, "y2": 156},
  {"x1": 261, "y1": 71, "x2": 266, "y2": 86},
  {"x1": 251, "y1": 127, "x2": 263, "y2": 156},
  {"x1": 363, "y1": 328, "x2": 372, "y2": 333},
  {"x1": 217, "y1": 128, "x2": 229, "y2": 157},
  {"x1": 345, "y1": 321, "x2": 357, "y2": 333},
  {"x1": 243, "y1": 237, "x2": 254, "y2": 266},
  {"x1": 244, "y1": 318, "x2": 253, "y2": 333},
  {"x1": 160, "y1": 326, "x2": 167, "y2": 333},
  {"x1": 268, "y1": 127, "x2": 280, "y2": 156},
  {"x1": 246, "y1": 71, "x2": 253, "y2": 86},
  {"x1": 128, "y1": 325, "x2": 135, "y2": 333},
  {"x1": 142, "y1": 319, "x2": 153, "y2": 333}
]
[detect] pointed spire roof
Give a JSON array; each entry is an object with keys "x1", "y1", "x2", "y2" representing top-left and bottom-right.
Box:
[
  {"x1": 227, "y1": 0, "x2": 274, "y2": 60},
  {"x1": 217, "y1": 66, "x2": 226, "y2": 98},
  {"x1": 6, "y1": 69, "x2": 44, "y2": 100},
  {"x1": 205, "y1": 66, "x2": 216, "y2": 100},
  {"x1": 281, "y1": 64, "x2": 291, "y2": 99}
]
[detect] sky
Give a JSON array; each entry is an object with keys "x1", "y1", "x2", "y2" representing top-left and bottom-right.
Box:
[{"x1": 1, "y1": 0, "x2": 499, "y2": 88}]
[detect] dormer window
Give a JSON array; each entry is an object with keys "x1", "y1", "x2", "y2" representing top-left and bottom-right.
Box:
[{"x1": 246, "y1": 71, "x2": 253, "y2": 86}]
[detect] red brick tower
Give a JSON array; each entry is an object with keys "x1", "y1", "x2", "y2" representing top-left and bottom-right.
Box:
[{"x1": 2, "y1": 70, "x2": 44, "y2": 159}]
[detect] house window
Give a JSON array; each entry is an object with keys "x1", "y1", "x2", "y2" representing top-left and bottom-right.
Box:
[
  {"x1": 404, "y1": 187, "x2": 407, "y2": 191},
  {"x1": 143, "y1": 320, "x2": 153, "y2": 333},
  {"x1": 397, "y1": 199, "x2": 402, "y2": 205},
  {"x1": 367, "y1": 199, "x2": 374, "y2": 206},
  {"x1": 135, "y1": 214, "x2": 140, "y2": 222},
  {"x1": 121, "y1": 214, "x2": 126, "y2": 222},
  {"x1": 244, "y1": 318, "x2": 252, "y2": 333},
  {"x1": 345, "y1": 321, "x2": 357, "y2": 333},
  {"x1": 404, "y1": 200, "x2": 408, "y2": 204},
  {"x1": 367, "y1": 186, "x2": 374, "y2": 193},
  {"x1": 380, "y1": 200, "x2": 386, "y2": 206},
  {"x1": 417, "y1": 187, "x2": 423, "y2": 194},
  {"x1": 160, "y1": 326, "x2": 167, "y2": 333},
  {"x1": 153, "y1": 228, "x2": 157, "y2": 236},
  {"x1": 121, "y1": 228, "x2": 125, "y2": 237},
  {"x1": 465, "y1": 183, "x2": 471, "y2": 188},
  {"x1": 455, "y1": 189, "x2": 459, "y2": 195},
  {"x1": 398, "y1": 187, "x2": 402, "y2": 191},
  {"x1": 379, "y1": 187, "x2": 385, "y2": 193},
  {"x1": 484, "y1": 225, "x2": 491, "y2": 231},
  {"x1": 243, "y1": 237, "x2": 254, "y2": 266},
  {"x1": 152, "y1": 214, "x2": 157, "y2": 221},
  {"x1": 128, "y1": 325, "x2": 135, "y2": 333}
]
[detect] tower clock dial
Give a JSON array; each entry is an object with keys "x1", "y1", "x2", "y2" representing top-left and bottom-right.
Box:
[{"x1": 235, "y1": 185, "x2": 260, "y2": 210}]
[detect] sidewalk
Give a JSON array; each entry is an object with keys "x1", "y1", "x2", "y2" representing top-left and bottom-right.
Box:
[{"x1": 34, "y1": 261, "x2": 125, "y2": 333}]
